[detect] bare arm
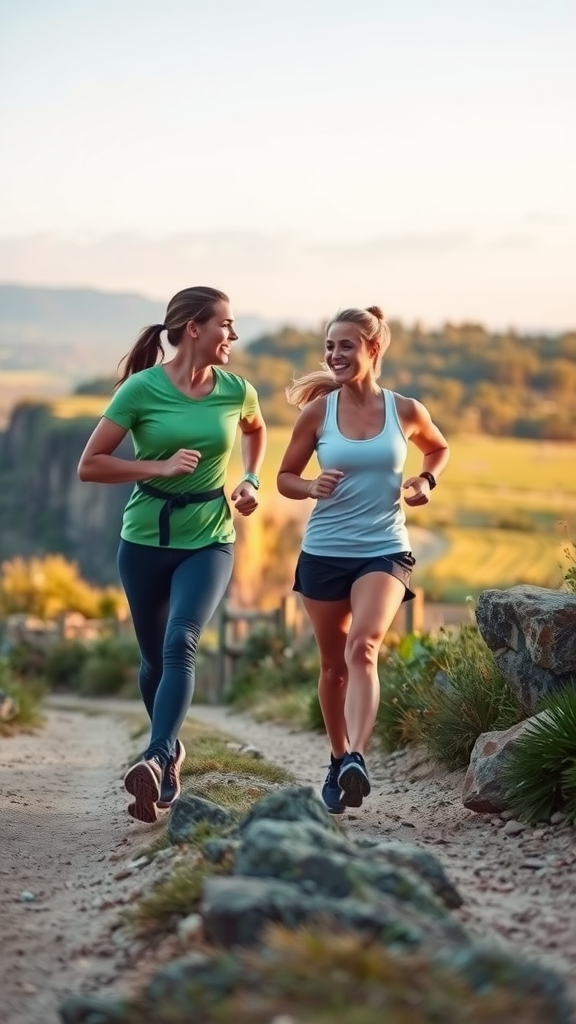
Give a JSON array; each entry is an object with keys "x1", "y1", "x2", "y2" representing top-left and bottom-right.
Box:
[
  {"x1": 396, "y1": 396, "x2": 450, "y2": 507},
  {"x1": 238, "y1": 404, "x2": 267, "y2": 478},
  {"x1": 277, "y1": 399, "x2": 343, "y2": 500},
  {"x1": 77, "y1": 417, "x2": 200, "y2": 483}
]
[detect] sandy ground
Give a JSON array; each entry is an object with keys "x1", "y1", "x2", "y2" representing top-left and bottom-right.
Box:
[{"x1": 1, "y1": 698, "x2": 576, "y2": 1024}]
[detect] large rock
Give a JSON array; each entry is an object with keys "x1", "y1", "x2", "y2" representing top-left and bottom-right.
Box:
[
  {"x1": 167, "y1": 794, "x2": 233, "y2": 845},
  {"x1": 200, "y1": 875, "x2": 467, "y2": 951},
  {"x1": 238, "y1": 785, "x2": 334, "y2": 833},
  {"x1": 462, "y1": 717, "x2": 546, "y2": 813},
  {"x1": 475, "y1": 586, "x2": 576, "y2": 711},
  {"x1": 235, "y1": 818, "x2": 448, "y2": 917}
]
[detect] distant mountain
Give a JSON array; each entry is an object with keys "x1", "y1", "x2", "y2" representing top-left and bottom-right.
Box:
[{"x1": 0, "y1": 283, "x2": 277, "y2": 380}]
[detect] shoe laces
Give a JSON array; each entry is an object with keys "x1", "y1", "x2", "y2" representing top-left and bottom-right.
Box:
[
  {"x1": 164, "y1": 758, "x2": 179, "y2": 788},
  {"x1": 324, "y1": 760, "x2": 341, "y2": 787}
]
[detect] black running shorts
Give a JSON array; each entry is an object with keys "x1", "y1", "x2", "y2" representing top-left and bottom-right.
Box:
[{"x1": 293, "y1": 550, "x2": 416, "y2": 603}]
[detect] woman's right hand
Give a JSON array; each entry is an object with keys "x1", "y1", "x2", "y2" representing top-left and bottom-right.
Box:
[
  {"x1": 308, "y1": 470, "x2": 344, "y2": 499},
  {"x1": 159, "y1": 449, "x2": 202, "y2": 477}
]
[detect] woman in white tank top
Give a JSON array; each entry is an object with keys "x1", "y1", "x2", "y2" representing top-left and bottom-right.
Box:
[{"x1": 277, "y1": 306, "x2": 449, "y2": 815}]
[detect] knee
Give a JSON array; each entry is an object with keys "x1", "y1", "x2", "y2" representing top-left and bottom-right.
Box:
[
  {"x1": 345, "y1": 634, "x2": 380, "y2": 670},
  {"x1": 164, "y1": 618, "x2": 201, "y2": 670},
  {"x1": 319, "y1": 660, "x2": 347, "y2": 689}
]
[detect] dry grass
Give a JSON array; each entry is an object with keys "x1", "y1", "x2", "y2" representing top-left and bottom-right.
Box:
[{"x1": 124, "y1": 924, "x2": 563, "y2": 1024}]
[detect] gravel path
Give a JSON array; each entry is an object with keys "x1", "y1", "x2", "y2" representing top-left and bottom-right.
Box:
[{"x1": 2, "y1": 697, "x2": 575, "y2": 1023}]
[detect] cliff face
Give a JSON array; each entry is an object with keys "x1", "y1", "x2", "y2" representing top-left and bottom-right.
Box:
[{"x1": 0, "y1": 403, "x2": 133, "y2": 583}]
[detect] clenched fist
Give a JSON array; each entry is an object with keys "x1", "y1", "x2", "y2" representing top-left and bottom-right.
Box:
[
  {"x1": 308, "y1": 470, "x2": 344, "y2": 499},
  {"x1": 231, "y1": 481, "x2": 258, "y2": 517},
  {"x1": 402, "y1": 475, "x2": 431, "y2": 507},
  {"x1": 159, "y1": 449, "x2": 202, "y2": 478}
]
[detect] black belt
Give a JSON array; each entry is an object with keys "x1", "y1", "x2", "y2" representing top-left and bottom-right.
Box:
[{"x1": 137, "y1": 482, "x2": 225, "y2": 546}]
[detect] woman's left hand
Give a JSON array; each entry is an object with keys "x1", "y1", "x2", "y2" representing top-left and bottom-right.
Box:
[
  {"x1": 402, "y1": 475, "x2": 432, "y2": 507},
  {"x1": 231, "y1": 481, "x2": 259, "y2": 516}
]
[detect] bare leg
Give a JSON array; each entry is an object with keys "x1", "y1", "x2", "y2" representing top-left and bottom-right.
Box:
[
  {"x1": 302, "y1": 597, "x2": 351, "y2": 757},
  {"x1": 344, "y1": 572, "x2": 406, "y2": 755}
]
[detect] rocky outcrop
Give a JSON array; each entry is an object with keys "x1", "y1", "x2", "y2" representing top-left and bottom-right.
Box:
[
  {"x1": 462, "y1": 717, "x2": 548, "y2": 813},
  {"x1": 0, "y1": 402, "x2": 133, "y2": 583},
  {"x1": 475, "y1": 586, "x2": 576, "y2": 711},
  {"x1": 59, "y1": 785, "x2": 572, "y2": 1024}
]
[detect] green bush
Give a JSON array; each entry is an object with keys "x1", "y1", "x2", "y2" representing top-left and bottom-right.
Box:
[
  {"x1": 376, "y1": 633, "x2": 443, "y2": 752},
  {"x1": 504, "y1": 684, "x2": 576, "y2": 823},
  {"x1": 45, "y1": 639, "x2": 90, "y2": 688},
  {"x1": 227, "y1": 630, "x2": 319, "y2": 708},
  {"x1": 376, "y1": 626, "x2": 524, "y2": 769},
  {"x1": 13, "y1": 634, "x2": 141, "y2": 697},
  {"x1": 0, "y1": 658, "x2": 46, "y2": 734},
  {"x1": 7, "y1": 640, "x2": 51, "y2": 680},
  {"x1": 76, "y1": 636, "x2": 140, "y2": 697},
  {"x1": 422, "y1": 625, "x2": 523, "y2": 769}
]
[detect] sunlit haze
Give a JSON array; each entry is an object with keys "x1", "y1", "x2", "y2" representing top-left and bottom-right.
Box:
[{"x1": 0, "y1": 0, "x2": 574, "y2": 328}]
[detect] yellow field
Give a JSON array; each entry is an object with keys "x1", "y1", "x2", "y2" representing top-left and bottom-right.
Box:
[{"x1": 229, "y1": 430, "x2": 576, "y2": 598}]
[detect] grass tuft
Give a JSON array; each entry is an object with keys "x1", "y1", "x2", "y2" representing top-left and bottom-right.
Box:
[
  {"x1": 126, "y1": 851, "x2": 223, "y2": 937},
  {"x1": 504, "y1": 683, "x2": 576, "y2": 823},
  {"x1": 0, "y1": 659, "x2": 45, "y2": 736},
  {"x1": 123, "y1": 923, "x2": 561, "y2": 1024}
]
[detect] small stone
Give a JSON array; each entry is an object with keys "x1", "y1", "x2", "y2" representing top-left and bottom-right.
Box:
[
  {"x1": 18, "y1": 891, "x2": 36, "y2": 902},
  {"x1": 177, "y1": 912, "x2": 203, "y2": 943},
  {"x1": 520, "y1": 858, "x2": 548, "y2": 870},
  {"x1": 550, "y1": 811, "x2": 567, "y2": 825},
  {"x1": 127, "y1": 855, "x2": 150, "y2": 871},
  {"x1": 238, "y1": 744, "x2": 264, "y2": 759},
  {"x1": 502, "y1": 820, "x2": 527, "y2": 836},
  {"x1": 113, "y1": 868, "x2": 133, "y2": 881}
]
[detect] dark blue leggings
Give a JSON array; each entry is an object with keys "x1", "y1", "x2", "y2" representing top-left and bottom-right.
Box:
[{"x1": 117, "y1": 539, "x2": 234, "y2": 766}]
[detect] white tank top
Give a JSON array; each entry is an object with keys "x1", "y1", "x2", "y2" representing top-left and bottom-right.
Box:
[{"x1": 302, "y1": 388, "x2": 411, "y2": 558}]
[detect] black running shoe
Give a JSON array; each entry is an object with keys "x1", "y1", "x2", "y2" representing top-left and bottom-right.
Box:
[
  {"x1": 124, "y1": 757, "x2": 162, "y2": 823},
  {"x1": 157, "y1": 739, "x2": 186, "y2": 809},
  {"x1": 338, "y1": 751, "x2": 371, "y2": 808},
  {"x1": 321, "y1": 754, "x2": 346, "y2": 815}
]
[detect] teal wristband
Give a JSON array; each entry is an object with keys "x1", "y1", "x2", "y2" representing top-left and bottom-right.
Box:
[{"x1": 243, "y1": 472, "x2": 260, "y2": 490}]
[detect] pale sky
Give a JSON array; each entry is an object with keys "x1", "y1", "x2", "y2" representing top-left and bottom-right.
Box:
[{"x1": 0, "y1": 0, "x2": 574, "y2": 328}]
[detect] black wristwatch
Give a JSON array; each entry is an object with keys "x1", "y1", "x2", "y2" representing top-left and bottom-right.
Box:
[{"x1": 419, "y1": 471, "x2": 437, "y2": 490}]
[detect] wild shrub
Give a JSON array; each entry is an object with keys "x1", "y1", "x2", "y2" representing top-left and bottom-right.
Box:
[
  {"x1": 560, "y1": 523, "x2": 576, "y2": 593},
  {"x1": 76, "y1": 636, "x2": 140, "y2": 697},
  {"x1": 376, "y1": 632, "x2": 443, "y2": 753},
  {"x1": 0, "y1": 658, "x2": 45, "y2": 735},
  {"x1": 504, "y1": 683, "x2": 576, "y2": 823},
  {"x1": 421, "y1": 625, "x2": 523, "y2": 769},
  {"x1": 227, "y1": 630, "x2": 319, "y2": 707}
]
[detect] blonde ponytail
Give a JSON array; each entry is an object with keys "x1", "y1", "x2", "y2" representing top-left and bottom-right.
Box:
[{"x1": 285, "y1": 367, "x2": 340, "y2": 408}]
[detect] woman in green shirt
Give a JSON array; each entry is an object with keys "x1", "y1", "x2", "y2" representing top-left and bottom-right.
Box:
[{"x1": 78, "y1": 286, "x2": 266, "y2": 823}]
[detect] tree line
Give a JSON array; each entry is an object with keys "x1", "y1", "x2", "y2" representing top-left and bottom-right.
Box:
[{"x1": 76, "y1": 320, "x2": 576, "y2": 439}]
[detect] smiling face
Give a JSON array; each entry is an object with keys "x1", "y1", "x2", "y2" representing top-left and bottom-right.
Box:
[
  {"x1": 325, "y1": 321, "x2": 378, "y2": 383},
  {"x1": 188, "y1": 299, "x2": 238, "y2": 366}
]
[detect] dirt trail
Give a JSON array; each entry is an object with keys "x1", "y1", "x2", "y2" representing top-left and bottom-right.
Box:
[
  {"x1": 1, "y1": 698, "x2": 576, "y2": 1024},
  {"x1": 0, "y1": 706, "x2": 155, "y2": 1024}
]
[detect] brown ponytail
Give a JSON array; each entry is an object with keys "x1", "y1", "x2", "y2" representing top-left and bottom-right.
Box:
[
  {"x1": 116, "y1": 324, "x2": 165, "y2": 386},
  {"x1": 285, "y1": 305, "x2": 392, "y2": 408},
  {"x1": 115, "y1": 285, "x2": 229, "y2": 389}
]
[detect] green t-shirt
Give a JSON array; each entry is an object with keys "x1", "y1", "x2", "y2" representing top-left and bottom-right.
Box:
[{"x1": 103, "y1": 365, "x2": 259, "y2": 549}]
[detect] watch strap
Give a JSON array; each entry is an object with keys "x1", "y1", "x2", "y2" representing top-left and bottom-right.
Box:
[
  {"x1": 243, "y1": 472, "x2": 260, "y2": 490},
  {"x1": 419, "y1": 471, "x2": 437, "y2": 490}
]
